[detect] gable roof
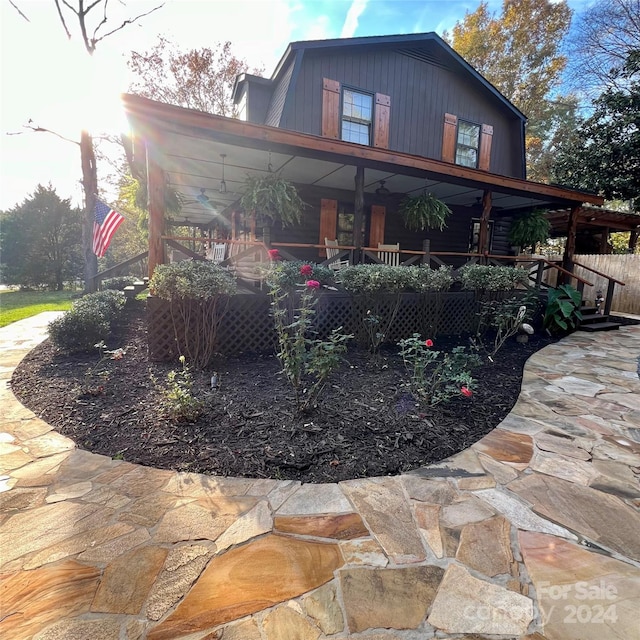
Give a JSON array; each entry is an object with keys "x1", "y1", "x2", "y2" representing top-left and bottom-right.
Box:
[{"x1": 267, "y1": 32, "x2": 527, "y2": 122}]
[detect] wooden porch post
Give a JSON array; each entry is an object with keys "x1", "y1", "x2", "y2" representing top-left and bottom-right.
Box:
[
  {"x1": 629, "y1": 227, "x2": 639, "y2": 253},
  {"x1": 353, "y1": 166, "x2": 365, "y2": 259},
  {"x1": 599, "y1": 227, "x2": 610, "y2": 254},
  {"x1": 477, "y1": 190, "x2": 492, "y2": 262},
  {"x1": 147, "y1": 145, "x2": 166, "y2": 279},
  {"x1": 562, "y1": 204, "x2": 580, "y2": 281}
]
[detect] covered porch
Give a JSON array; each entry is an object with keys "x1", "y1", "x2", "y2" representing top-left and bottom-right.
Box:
[{"x1": 122, "y1": 94, "x2": 617, "y2": 282}]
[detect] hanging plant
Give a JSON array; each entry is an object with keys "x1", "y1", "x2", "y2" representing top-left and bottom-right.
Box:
[
  {"x1": 240, "y1": 173, "x2": 306, "y2": 227},
  {"x1": 400, "y1": 193, "x2": 452, "y2": 231},
  {"x1": 509, "y1": 209, "x2": 550, "y2": 252}
]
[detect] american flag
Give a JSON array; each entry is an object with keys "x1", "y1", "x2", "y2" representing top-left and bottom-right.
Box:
[{"x1": 93, "y1": 199, "x2": 124, "y2": 258}]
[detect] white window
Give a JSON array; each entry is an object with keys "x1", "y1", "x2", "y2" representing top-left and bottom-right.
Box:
[
  {"x1": 341, "y1": 89, "x2": 373, "y2": 145},
  {"x1": 456, "y1": 120, "x2": 481, "y2": 168}
]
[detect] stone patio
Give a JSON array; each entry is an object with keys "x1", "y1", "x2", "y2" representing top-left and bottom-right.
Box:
[{"x1": 1, "y1": 312, "x2": 639, "y2": 639}]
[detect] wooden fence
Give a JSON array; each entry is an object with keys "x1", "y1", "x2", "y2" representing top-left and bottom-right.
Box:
[{"x1": 573, "y1": 254, "x2": 640, "y2": 315}]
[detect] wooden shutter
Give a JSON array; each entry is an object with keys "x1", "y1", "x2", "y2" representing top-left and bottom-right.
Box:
[
  {"x1": 322, "y1": 78, "x2": 340, "y2": 139},
  {"x1": 373, "y1": 93, "x2": 390, "y2": 149},
  {"x1": 369, "y1": 205, "x2": 386, "y2": 248},
  {"x1": 319, "y1": 198, "x2": 338, "y2": 256},
  {"x1": 478, "y1": 124, "x2": 493, "y2": 171},
  {"x1": 442, "y1": 113, "x2": 458, "y2": 163}
]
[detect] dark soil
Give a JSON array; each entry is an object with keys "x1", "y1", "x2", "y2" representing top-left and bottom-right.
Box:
[{"x1": 11, "y1": 299, "x2": 567, "y2": 483}]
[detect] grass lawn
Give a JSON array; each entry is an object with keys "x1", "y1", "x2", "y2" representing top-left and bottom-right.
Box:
[{"x1": 0, "y1": 290, "x2": 75, "y2": 328}]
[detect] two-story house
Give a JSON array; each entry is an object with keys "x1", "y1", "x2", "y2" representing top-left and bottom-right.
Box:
[{"x1": 123, "y1": 32, "x2": 610, "y2": 276}]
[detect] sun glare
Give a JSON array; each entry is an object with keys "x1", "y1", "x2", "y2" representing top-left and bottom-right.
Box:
[{"x1": 39, "y1": 39, "x2": 129, "y2": 140}]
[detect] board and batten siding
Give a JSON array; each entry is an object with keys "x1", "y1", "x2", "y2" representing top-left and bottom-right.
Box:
[{"x1": 280, "y1": 48, "x2": 524, "y2": 178}]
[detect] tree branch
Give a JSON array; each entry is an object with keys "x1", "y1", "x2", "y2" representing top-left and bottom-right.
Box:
[
  {"x1": 8, "y1": 1, "x2": 30, "y2": 22},
  {"x1": 95, "y1": 3, "x2": 164, "y2": 45},
  {"x1": 54, "y1": 0, "x2": 72, "y2": 40},
  {"x1": 19, "y1": 121, "x2": 81, "y2": 146}
]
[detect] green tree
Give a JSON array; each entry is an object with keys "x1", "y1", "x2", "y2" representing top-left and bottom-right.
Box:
[
  {"x1": 445, "y1": 0, "x2": 573, "y2": 179},
  {"x1": 553, "y1": 52, "x2": 640, "y2": 209},
  {"x1": 128, "y1": 37, "x2": 261, "y2": 116},
  {"x1": 0, "y1": 185, "x2": 83, "y2": 290}
]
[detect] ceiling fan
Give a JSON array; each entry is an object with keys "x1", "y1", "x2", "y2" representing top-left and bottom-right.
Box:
[{"x1": 177, "y1": 188, "x2": 219, "y2": 208}]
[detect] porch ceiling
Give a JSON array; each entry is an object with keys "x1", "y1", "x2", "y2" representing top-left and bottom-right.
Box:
[{"x1": 123, "y1": 94, "x2": 604, "y2": 228}]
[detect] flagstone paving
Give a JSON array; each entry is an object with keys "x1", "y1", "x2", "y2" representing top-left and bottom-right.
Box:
[{"x1": 1, "y1": 313, "x2": 639, "y2": 639}]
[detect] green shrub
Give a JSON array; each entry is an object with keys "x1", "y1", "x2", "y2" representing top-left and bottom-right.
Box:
[
  {"x1": 338, "y1": 264, "x2": 414, "y2": 293},
  {"x1": 101, "y1": 276, "x2": 136, "y2": 291},
  {"x1": 48, "y1": 308, "x2": 110, "y2": 353},
  {"x1": 150, "y1": 261, "x2": 237, "y2": 300},
  {"x1": 407, "y1": 265, "x2": 455, "y2": 292},
  {"x1": 264, "y1": 260, "x2": 335, "y2": 290},
  {"x1": 72, "y1": 290, "x2": 126, "y2": 322},
  {"x1": 48, "y1": 290, "x2": 126, "y2": 353},
  {"x1": 149, "y1": 261, "x2": 237, "y2": 368},
  {"x1": 459, "y1": 264, "x2": 528, "y2": 292}
]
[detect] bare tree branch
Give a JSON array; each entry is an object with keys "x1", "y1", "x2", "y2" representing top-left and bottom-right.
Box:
[
  {"x1": 19, "y1": 121, "x2": 81, "y2": 146},
  {"x1": 95, "y1": 3, "x2": 164, "y2": 46},
  {"x1": 8, "y1": 1, "x2": 30, "y2": 22},
  {"x1": 54, "y1": 0, "x2": 72, "y2": 39}
]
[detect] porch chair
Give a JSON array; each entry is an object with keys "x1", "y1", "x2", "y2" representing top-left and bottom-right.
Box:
[
  {"x1": 377, "y1": 243, "x2": 400, "y2": 266},
  {"x1": 325, "y1": 238, "x2": 350, "y2": 271},
  {"x1": 206, "y1": 242, "x2": 227, "y2": 264}
]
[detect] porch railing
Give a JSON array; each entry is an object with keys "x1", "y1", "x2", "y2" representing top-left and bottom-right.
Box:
[{"x1": 572, "y1": 259, "x2": 625, "y2": 315}]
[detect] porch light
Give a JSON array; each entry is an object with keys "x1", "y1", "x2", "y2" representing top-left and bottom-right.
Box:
[
  {"x1": 376, "y1": 180, "x2": 390, "y2": 197},
  {"x1": 219, "y1": 154, "x2": 227, "y2": 193}
]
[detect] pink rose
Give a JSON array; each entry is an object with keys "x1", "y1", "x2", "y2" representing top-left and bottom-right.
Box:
[
  {"x1": 425, "y1": 339, "x2": 434, "y2": 347},
  {"x1": 300, "y1": 264, "x2": 313, "y2": 276},
  {"x1": 461, "y1": 386, "x2": 473, "y2": 398},
  {"x1": 306, "y1": 280, "x2": 320, "y2": 289}
]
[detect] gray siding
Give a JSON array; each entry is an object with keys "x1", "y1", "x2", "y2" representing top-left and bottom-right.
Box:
[
  {"x1": 265, "y1": 60, "x2": 295, "y2": 127},
  {"x1": 280, "y1": 48, "x2": 524, "y2": 178}
]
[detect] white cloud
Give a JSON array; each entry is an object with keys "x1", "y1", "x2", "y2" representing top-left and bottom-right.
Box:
[{"x1": 340, "y1": 0, "x2": 369, "y2": 38}]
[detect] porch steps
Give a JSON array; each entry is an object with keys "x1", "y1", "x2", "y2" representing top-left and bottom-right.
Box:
[
  {"x1": 578, "y1": 305, "x2": 620, "y2": 332},
  {"x1": 123, "y1": 279, "x2": 149, "y2": 299}
]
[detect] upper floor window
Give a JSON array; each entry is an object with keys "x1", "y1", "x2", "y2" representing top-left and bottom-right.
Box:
[
  {"x1": 456, "y1": 120, "x2": 481, "y2": 168},
  {"x1": 442, "y1": 113, "x2": 492, "y2": 171},
  {"x1": 341, "y1": 89, "x2": 373, "y2": 145}
]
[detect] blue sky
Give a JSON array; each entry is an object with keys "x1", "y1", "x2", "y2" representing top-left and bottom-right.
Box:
[{"x1": 0, "y1": 0, "x2": 593, "y2": 211}]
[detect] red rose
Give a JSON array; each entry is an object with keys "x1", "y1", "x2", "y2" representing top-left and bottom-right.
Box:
[
  {"x1": 306, "y1": 280, "x2": 320, "y2": 289},
  {"x1": 268, "y1": 249, "x2": 280, "y2": 260},
  {"x1": 300, "y1": 264, "x2": 313, "y2": 276},
  {"x1": 425, "y1": 339, "x2": 434, "y2": 347},
  {"x1": 461, "y1": 386, "x2": 473, "y2": 398}
]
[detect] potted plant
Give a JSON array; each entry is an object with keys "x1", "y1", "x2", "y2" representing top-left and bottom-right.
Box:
[
  {"x1": 399, "y1": 192, "x2": 452, "y2": 231},
  {"x1": 240, "y1": 173, "x2": 306, "y2": 227},
  {"x1": 508, "y1": 209, "x2": 550, "y2": 254}
]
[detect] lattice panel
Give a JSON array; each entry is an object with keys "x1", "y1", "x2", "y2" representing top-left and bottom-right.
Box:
[
  {"x1": 217, "y1": 295, "x2": 275, "y2": 354},
  {"x1": 148, "y1": 291, "x2": 479, "y2": 361}
]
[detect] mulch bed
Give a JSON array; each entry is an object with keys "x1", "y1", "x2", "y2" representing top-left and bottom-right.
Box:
[{"x1": 10, "y1": 299, "x2": 572, "y2": 483}]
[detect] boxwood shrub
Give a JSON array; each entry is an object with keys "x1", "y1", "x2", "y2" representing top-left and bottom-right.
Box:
[
  {"x1": 48, "y1": 290, "x2": 126, "y2": 353},
  {"x1": 458, "y1": 264, "x2": 528, "y2": 292}
]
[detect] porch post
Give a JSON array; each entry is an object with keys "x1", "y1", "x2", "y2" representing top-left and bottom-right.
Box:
[
  {"x1": 421, "y1": 239, "x2": 431, "y2": 265},
  {"x1": 477, "y1": 190, "x2": 492, "y2": 262},
  {"x1": 353, "y1": 166, "x2": 365, "y2": 259},
  {"x1": 599, "y1": 227, "x2": 610, "y2": 254},
  {"x1": 562, "y1": 204, "x2": 580, "y2": 281},
  {"x1": 629, "y1": 227, "x2": 639, "y2": 253},
  {"x1": 147, "y1": 145, "x2": 166, "y2": 279}
]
